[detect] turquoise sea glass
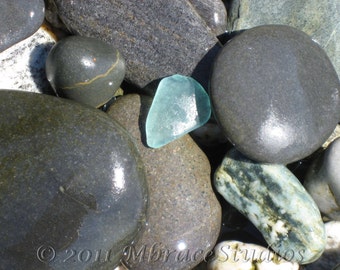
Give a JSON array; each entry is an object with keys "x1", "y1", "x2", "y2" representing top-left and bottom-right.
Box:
[{"x1": 146, "y1": 74, "x2": 211, "y2": 148}]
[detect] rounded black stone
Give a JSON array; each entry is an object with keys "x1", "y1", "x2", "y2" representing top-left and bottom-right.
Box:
[
  {"x1": 210, "y1": 25, "x2": 340, "y2": 164},
  {"x1": 0, "y1": 90, "x2": 148, "y2": 269},
  {"x1": 46, "y1": 36, "x2": 126, "y2": 108}
]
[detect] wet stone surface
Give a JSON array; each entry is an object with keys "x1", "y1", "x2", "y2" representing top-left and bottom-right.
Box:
[
  {"x1": 0, "y1": 91, "x2": 148, "y2": 270},
  {"x1": 0, "y1": 0, "x2": 45, "y2": 52},
  {"x1": 107, "y1": 94, "x2": 221, "y2": 270},
  {"x1": 46, "y1": 36, "x2": 126, "y2": 108}
]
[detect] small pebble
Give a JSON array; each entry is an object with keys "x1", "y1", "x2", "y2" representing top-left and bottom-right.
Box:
[
  {"x1": 0, "y1": 0, "x2": 45, "y2": 52},
  {"x1": 208, "y1": 240, "x2": 299, "y2": 270},
  {"x1": 210, "y1": 25, "x2": 340, "y2": 164},
  {"x1": 214, "y1": 148, "x2": 326, "y2": 264},
  {"x1": 304, "y1": 138, "x2": 340, "y2": 220},
  {"x1": 146, "y1": 75, "x2": 211, "y2": 148},
  {"x1": 46, "y1": 36, "x2": 126, "y2": 108}
]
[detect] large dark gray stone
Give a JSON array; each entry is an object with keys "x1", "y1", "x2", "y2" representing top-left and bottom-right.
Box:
[
  {"x1": 210, "y1": 25, "x2": 340, "y2": 164},
  {"x1": 0, "y1": 0, "x2": 45, "y2": 52},
  {"x1": 0, "y1": 90, "x2": 148, "y2": 269},
  {"x1": 52, "y1": 0, "x2": 221, "y2": 88}
]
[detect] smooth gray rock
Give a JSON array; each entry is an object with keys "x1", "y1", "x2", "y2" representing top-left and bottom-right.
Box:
[
  {"x1": 210, "y1": 25, "x2": 340, "y2": 164},
  {"x1": 52, "y1": 0, "x2": 221, "y2": 88},
  {"x1": 46, "y1": 36, "x2": 126, "y2": 108},
  {"x1": 0, "y1": 0, "x2": 45, "y2": 52},
  {"x1": 304, "y1": 138, "x2": 340, "y2": 221},
  {"x1": 0, "y1": 90, "x2": 148, "y2": 269},
  {"x1": 227, "y1": 0, "x2": 340, "y2": 78}
]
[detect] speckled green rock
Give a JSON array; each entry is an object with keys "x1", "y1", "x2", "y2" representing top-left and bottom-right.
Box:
[
  {"x1": 46, "y1": 36, "x2": 126, "y2": 108},
  {"x1": 0, "y1": 90, "x2": 148, "y2": 269},
  {"x1": 214, "y1": 148, "x2": 326, "y2": 264},
  {"x1": 107, "y1": 94, "x2": 221, "y2": 270}
]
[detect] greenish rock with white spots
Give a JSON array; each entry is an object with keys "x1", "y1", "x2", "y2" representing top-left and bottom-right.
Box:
[{"x1": 214, "y1": 148, "x2": 326, "y2": 264}]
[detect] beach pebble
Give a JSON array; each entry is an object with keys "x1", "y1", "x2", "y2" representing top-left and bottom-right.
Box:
[
  {"x1": 46, "y1": 36, "x2": 125, "y2": 108},
  {"x1": 0, "y1": 0, "x2": 45, "y2": 52},
  {"x1": 210, "y1": 25, "x2": 340, "y2": 164},
  {"x1": 0, "y1": 90, "x2": 148, "y2": 269},
  {"x1": 108, "y1": 94, "x2": 221, "y2": 270}
]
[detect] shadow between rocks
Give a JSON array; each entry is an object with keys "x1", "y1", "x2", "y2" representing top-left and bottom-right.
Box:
[
  {"x1": 29, "y1": 43, "x2": 56, "y2": 96},
  {"x1": 138, "y1": 95, "x2": 153, "y2": 147}
]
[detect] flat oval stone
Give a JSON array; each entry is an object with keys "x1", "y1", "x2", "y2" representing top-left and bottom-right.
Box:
[
  {"x1": 46, "y1": 36, "x2": 126, "y2": 108},
  {"x1": 304, "y1": 138, "x2": 340, "y2": 220},
  {"x1": 214, "y1": 148, "x2": 326, "y2": 264},
  {"x1": 0, "y1": 0, "x2": 45, "y2": 52},
  {"x1": 145, "y1": 75, "x2": 211, "y2": 148},
  {"x1": 208, "y1": 240, "x2": 299, "y2": 270},
  {"x1": 210, "y1": 25, "x2": 340, "y2": 164},
  {"x1": 0, "y1": 90, "x2": 148, "y2": 269},
  {"x1": 107, "y1": 94, "x2": 221, "y2": 270},
  {"x1": 52, "y1": 0, "x2": 220, "y2": 88}
]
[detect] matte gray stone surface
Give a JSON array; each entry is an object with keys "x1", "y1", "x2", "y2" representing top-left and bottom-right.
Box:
[
  {"x1": 227, "y1": 0, "x2": 340, "y2": 78},
  {"x1": 107, "y1": 94, "x2": 221, "y2": 270},
  {"x1": 210, "y1": 25, "x2": 340, "y2": 164},
  {"x1": 0, "y1": 91, "x2": 148, "y2": 269},
  {"x1": 52, "y1": 0, "x2": 221, "y2": 88},
  {"x1": 0, "y1": 0, "x2": 45, "y2": 52}
]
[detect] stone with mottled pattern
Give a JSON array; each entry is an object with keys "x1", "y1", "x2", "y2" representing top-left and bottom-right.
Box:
[{"x1": 214, "y1": 148, "x2": 326, "y2": 264}]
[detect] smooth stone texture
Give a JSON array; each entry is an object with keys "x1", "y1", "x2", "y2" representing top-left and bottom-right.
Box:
[
  {"x1": 0, "y1": 90, "x2": 148, "y2": 269},
  {"x1": 0, "y1": 26, "x2": 55, "y2": 95},
  {"x1": 214, "y1": 148, "x2": 326, "y2": 264},
  {"x1": 227, "y1": 0, "x2": 340, "y2": 78},
  {"x1": 304, "y1": 221, "x2": 340, "y2": 270},
  {"x1": 210, "y1": 25, "x2": 340, "y2": 164},
  {"x1": 188, "y1": 0, "x2": 227, "y2": 36},
  {"x1": 146, "y1": 75, "x2": 211, "y2": 148},
  {"x1": 304, "y1": 138, "x2": 340, "y2": 220},
  {"x1": 46, "y1": 36, "x2": 126, "y2": 108},
  {"x1": 208, "y1": 241, "x2": 299, "y2": 270},
  {"x1": 52, "y1": 0, "x2": 220, "y2": 88},
  {"x1": 107, "y1": 94, "x2": 221, "y2": 270},
  {"x1": 0, "y1": 0, "x2": 45, "y2": 52}
]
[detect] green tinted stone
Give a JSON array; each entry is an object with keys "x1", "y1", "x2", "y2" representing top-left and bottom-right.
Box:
[
  {"x1": 46, "y1": 36, "x2": 126, "y2": 108},
  {"x1": 146, "y1": 74, "x2": 211, "y2": 148},
  {"x1": 0, "y1": 90, "x2": 148, "y2": 269},
  {"x1": 214, "y1": 148, "x2": 326, "y2": 264}
]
